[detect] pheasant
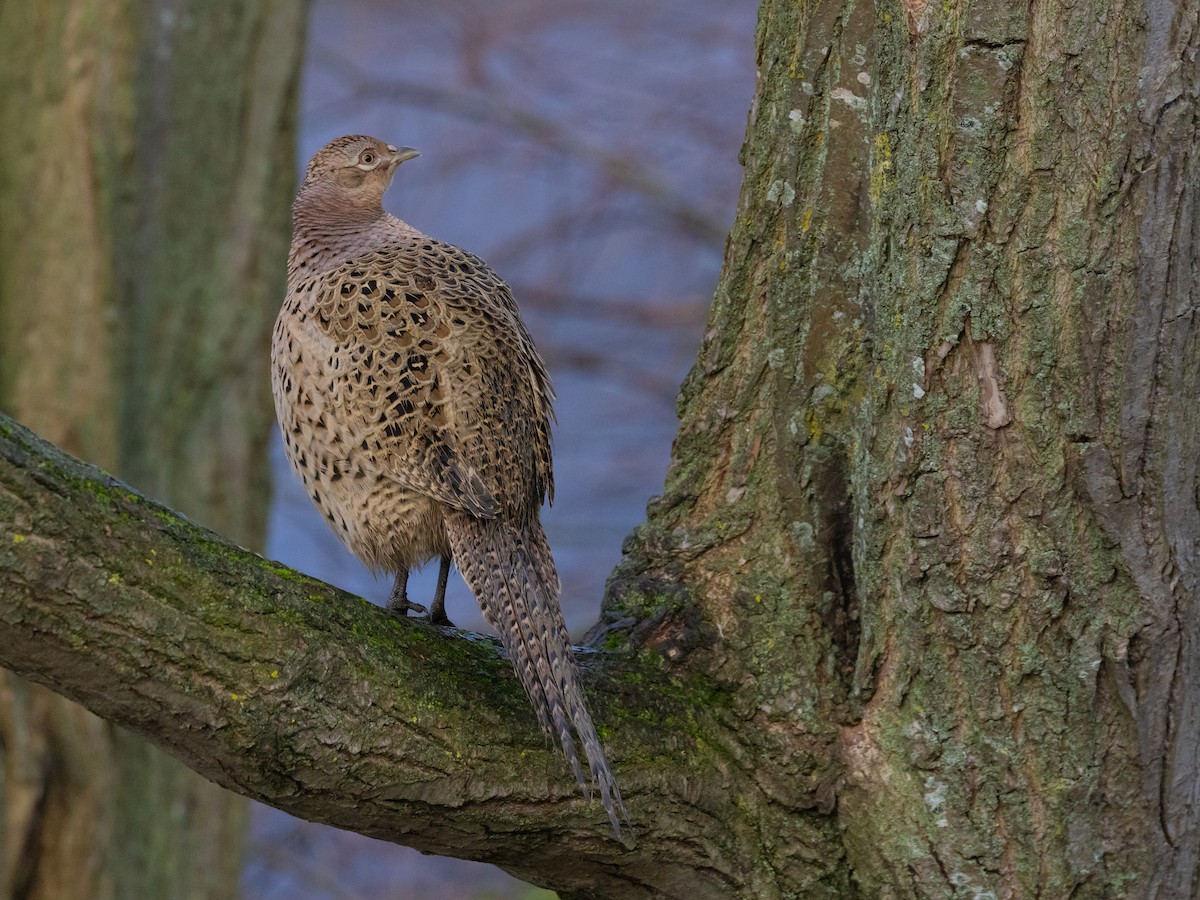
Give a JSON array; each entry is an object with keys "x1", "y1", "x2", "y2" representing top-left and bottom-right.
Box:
[{"x1": 271, "y1": 134, "x2": 625, "y2": 835}]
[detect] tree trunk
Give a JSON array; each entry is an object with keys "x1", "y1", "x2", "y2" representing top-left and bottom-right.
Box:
[
  {"x1": 605, "y1": 0, "x2": 1200, "y2": 895},
  {"x1": 0, "y1": 2, "x2": 306, "y2": 898},
  {"x1": 0, "y1": 0, "x2": 1196, "y2": 897}
]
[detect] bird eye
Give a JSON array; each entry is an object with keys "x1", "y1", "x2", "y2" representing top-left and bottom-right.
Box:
[{"x1": 360, "y1": 151, "x2": 375, "y2": 165}]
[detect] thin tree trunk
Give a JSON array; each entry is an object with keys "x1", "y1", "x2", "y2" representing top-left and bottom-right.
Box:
[{"x1": 0, "y1": 2, "x2": 306, "y2": 897}]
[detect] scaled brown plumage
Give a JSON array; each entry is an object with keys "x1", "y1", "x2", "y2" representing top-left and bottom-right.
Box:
[{"x1": 272, "y1": 135, "x2": 626, "y2": 835}]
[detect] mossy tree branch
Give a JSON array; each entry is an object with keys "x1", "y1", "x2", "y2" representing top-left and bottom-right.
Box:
[
  {"x1": 7, "y1": 0, "x2": 1192, "y2": 894},
  {"x1": 0, "y1": 412, "x2": 836, "y2": 899}
]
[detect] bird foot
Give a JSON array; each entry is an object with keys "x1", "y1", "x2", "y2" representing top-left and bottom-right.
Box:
[
  {"x1": 428, "y1": 607, "x2": 455, "y2": 628},
  {"x1": 387, "y1": 597, "x2": 429, "y2": 618},
  {"x1": 387, "y1": 564, "x2": 455, "y2": 626},
  {"x1": 387, "y1": 597, "x2": 455, "y2": 627}
]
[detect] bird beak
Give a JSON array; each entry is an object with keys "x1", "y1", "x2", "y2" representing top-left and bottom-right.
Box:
[{"x1": 387, "y1": 145, "x2": 420, "y2": 168}]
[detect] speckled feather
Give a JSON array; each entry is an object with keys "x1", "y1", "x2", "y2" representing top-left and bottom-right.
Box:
[{"x1": 272, "y1": 135, "x2": 626, "y2": 835}]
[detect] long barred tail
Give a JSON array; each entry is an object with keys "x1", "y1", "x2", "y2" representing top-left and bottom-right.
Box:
[{"x1": 445, "y1": 511, "x2": 627, "y2": 837}]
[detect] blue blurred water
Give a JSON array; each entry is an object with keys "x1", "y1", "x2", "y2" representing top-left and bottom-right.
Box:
[{"x1": 249, "y1": 2, "x2": 756, "y2": 896}]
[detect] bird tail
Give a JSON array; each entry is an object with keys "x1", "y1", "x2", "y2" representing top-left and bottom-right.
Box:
[{"x1": 444, "y1": 511, "x2": 626, "y2": 837}]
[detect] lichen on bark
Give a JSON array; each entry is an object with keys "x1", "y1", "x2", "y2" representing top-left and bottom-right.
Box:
[
  {"x1": 607, "y1": 0, "x2": 1200, "y2": 895},
  {"x1": 1, "y1": 0, "x2": 1197, "y2": 896}
]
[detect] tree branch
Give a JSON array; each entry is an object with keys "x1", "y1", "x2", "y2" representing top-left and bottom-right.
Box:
[{"x1": 0, "y1": 412, "x2": 763, "y2": 898}]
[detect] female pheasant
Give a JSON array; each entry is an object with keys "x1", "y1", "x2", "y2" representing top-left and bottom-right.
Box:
[{"x1": 271, "y1": 135, "x2": 625, "y2": 836}]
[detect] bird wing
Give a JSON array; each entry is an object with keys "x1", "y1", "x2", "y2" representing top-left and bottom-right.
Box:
[{"x1": 311, "y1": 235, "x2": 554, "y2": 518}]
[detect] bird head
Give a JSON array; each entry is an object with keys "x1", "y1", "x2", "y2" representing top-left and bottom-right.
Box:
[{"x1": 295, "y1": 135, "x2": 420, "y2": 222}]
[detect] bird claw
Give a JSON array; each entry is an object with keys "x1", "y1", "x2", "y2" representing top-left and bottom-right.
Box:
[
  {"x1": 387, "y1": 598, "x2": 456, "y2": 627},
  {"x1": 387, "y1": 598, "x2": 428, "y2": 618},
  {"x1": 385, "y1": 558, "x2": 454, "y2": 625}
]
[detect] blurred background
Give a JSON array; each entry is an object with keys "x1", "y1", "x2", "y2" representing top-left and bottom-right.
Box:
[{"x1": 253, "y1": 0, "x2": 756, "y2": 896}]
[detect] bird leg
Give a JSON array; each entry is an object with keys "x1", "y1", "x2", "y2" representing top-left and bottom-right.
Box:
[
  {"x1": 430, "y1": 555, "x2": 454, "y2": 626},
  {"x1": 387, "y1": 559, "x2": 455, "y2": 626},
  {"x1": 387, "y1": 566, "x2": 427, "y2": 617}
]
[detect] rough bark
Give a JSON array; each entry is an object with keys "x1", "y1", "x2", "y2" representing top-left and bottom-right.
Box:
[
  {"x1": 0, "y1": 2, "x2": 306, "y2": 898},
  {"x1": 1, "y1": 0, "x2": 1196, "y2": 897},
  {"x1": 604, "y1": 0, "x2": 1200, "y2": 896},
  {"x1": 0, "y1": 414, "x2": 780, "y2": 900}
]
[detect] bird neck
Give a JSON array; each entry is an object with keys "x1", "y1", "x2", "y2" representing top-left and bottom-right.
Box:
[{"x1": 288, "y1": 188, "x2": 408, "y2": 277}]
